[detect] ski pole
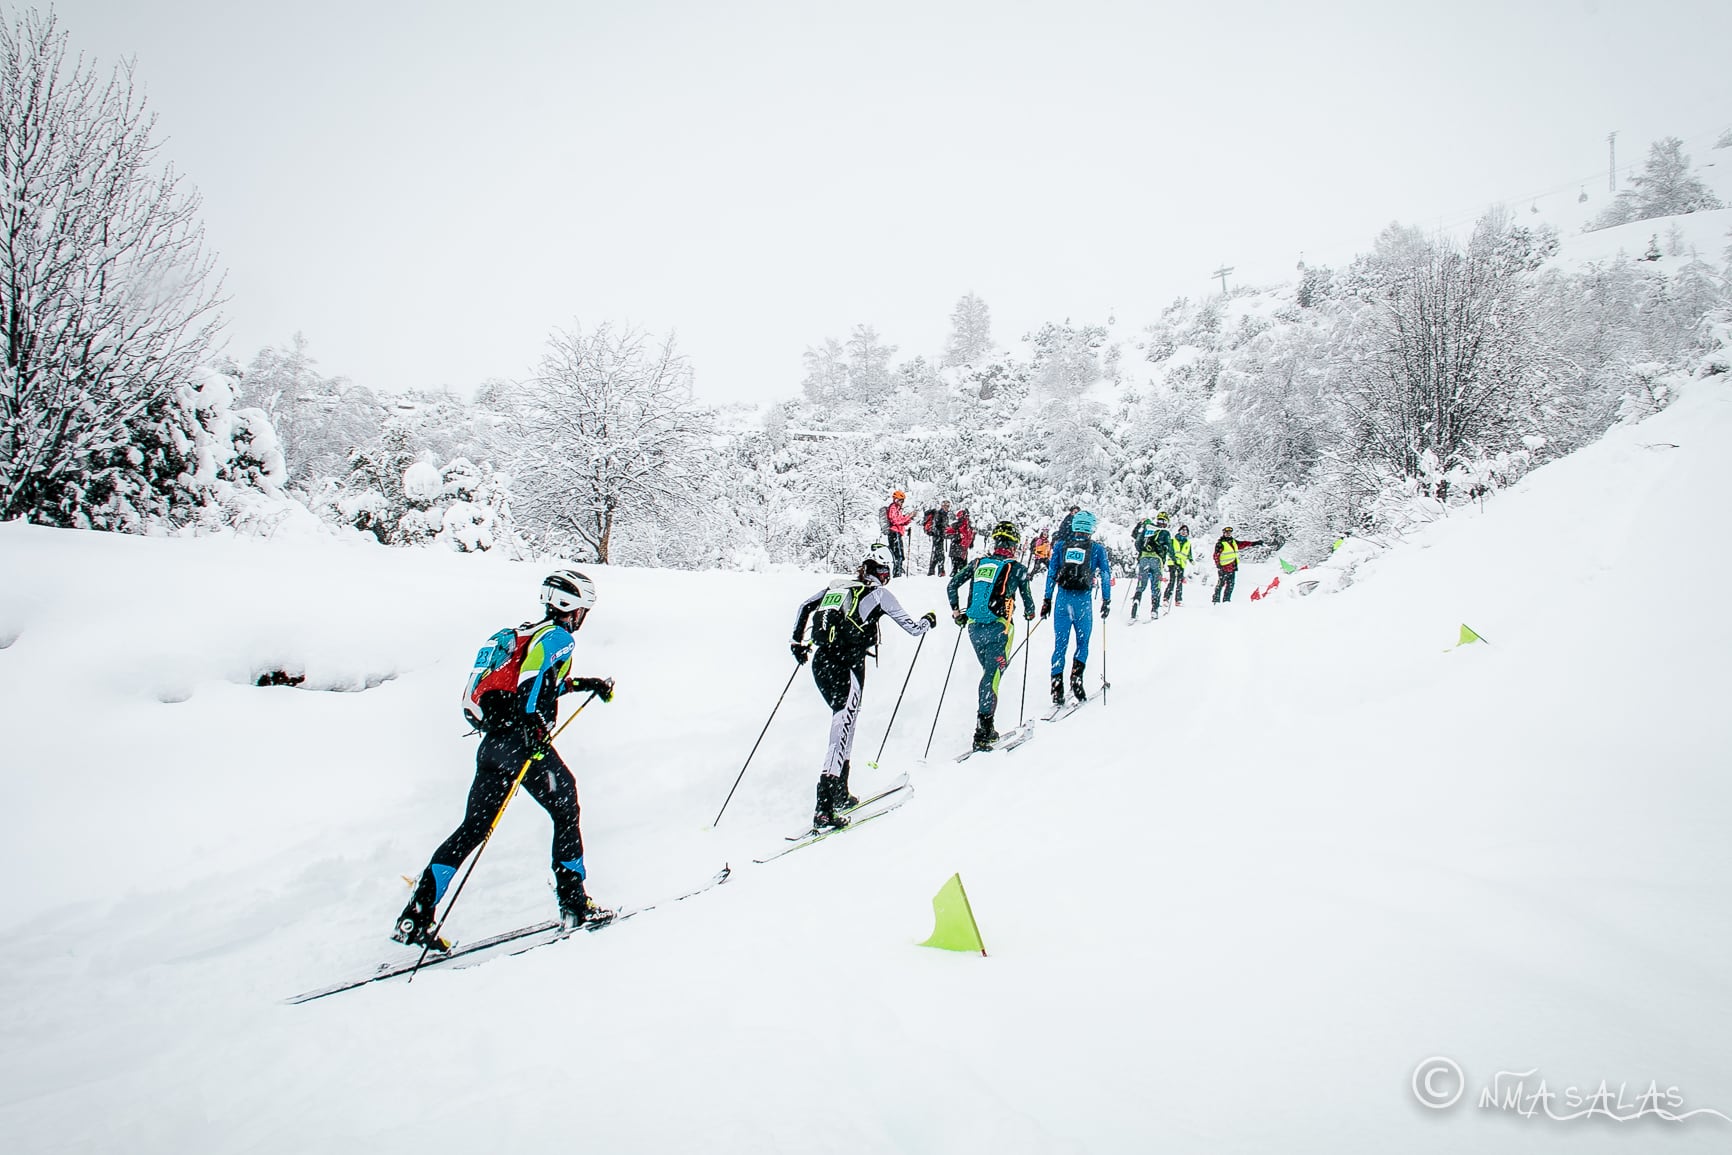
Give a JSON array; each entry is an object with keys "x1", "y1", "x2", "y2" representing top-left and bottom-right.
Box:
[
  {"x1": 411, "y1": 690, "x2": 600, "y2": 980},
  {"x1": 922, "y1": 623, "x2": 966, "y2": 760},
  {"x1": 1018, "y1": 616, "x2": 1040, "y2": 725},
  {"x1": 711, "y1": 662, "x2": 802, "y2": 827},
  {"x1": 867, "y1": 631, "x2": 926, "y2": 769},
  {"x1": 1006, "y1": 615, "x2": 1041, "y2": 665},
  {"x1": 1101, "y1": 608, "x2": 1109, "y2": 706}
]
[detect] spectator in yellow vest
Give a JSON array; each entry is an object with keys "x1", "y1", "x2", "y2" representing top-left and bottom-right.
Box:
[
  {"x1": 1164, "y1": 525, "x2": 1192, "y2": 607},
  {"x1": 1212, "y1": 527, "x2": 1265, "y2": 603}
]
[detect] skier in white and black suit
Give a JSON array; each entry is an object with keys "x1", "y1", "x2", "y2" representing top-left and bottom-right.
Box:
[{"x1": 790, "y1": 544, "x2": 935, "y2": 830}]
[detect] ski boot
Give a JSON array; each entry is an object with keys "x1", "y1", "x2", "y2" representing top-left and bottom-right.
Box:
[
  {"x1": 1069, "y1": 658, "x2": 1088, "y2": 703},
  {"x1": 559, "y1": 896, "x2": 616, "y2": 932},
  {"x1": 812, "y1": 774, "x2": 850, "y2": 831},
  {"x1": 972, "y1": 714, "x2": 998, "y2": 751},
  {"x1": 1050, "y1": 674, "x2": 1065, "y2": 708},
  {"x1": 556, "y1": 871, "x2": 615, "y2": 930},
  {"x1": 391, "y1": 895, "x2": 451, "y2": 952},
  {"x1": 838, "y1": 759, "x2": 860, "y2": 811}
]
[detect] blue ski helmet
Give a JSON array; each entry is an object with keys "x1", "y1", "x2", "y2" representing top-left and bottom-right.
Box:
[{"x1": 1071, "y1": 510, "x2": 1097, "y2": 534}]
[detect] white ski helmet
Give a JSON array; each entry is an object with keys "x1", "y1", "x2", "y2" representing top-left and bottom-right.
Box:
[
  {"x1": 541, "y1": 568, "x2": 598, "y2": 614},
  {"x1": 863, "y1": 543, "x2": 894, "y2": 577}
]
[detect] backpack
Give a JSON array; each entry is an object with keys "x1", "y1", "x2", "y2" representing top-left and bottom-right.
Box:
[
  {"x1": 812, "y1": 579, "x2": 877, "y2": 655},
  {"x1": 1055, "y1": 534, "x2": 1094, "y2": 592},
  {"x1": 462, "y1": 622, "x2": 536, "y2": 730},
  {"x1": 922, "y1": 509, "x2": 937, "y2": 534},
  {"x1": 965, "y1": 557, "x2": 1015, "y2": 623}
]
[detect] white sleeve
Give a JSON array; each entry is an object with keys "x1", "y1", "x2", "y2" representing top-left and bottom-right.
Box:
[{"x1": 862, "y1": 587, "x2": 930, "y2": 636}]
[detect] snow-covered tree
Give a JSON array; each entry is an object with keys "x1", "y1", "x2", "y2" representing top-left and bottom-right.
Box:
[
  {"x1": 334, "y1": 420, "x2": 420, "y2": 543},
  {"x1": 236, "y1": 334, "x2": 384, "y2": 489},
  {"x1": 844, "y1": 324, "x2": 897, "y2": 405},
  {"x1": 1337, "y1": 212, "x2": 1551, "y2": 500},
  {"x1": 506, "y1": 322, "x2": 706, "y2": 563},
  {"x1": 1589, "y1": 137, "x2": 1724, "y2": 231},
  {"x1": 1026, "y1": 320, "x2": 1106, "y2": 397},
  {"x1": 0, "y1": 10, "x2": 224, "y2": 526},
  {"x1": 944, "y1": 292, "x2": 993, "y2": 365},
  {"x1": 800, "y1": 338, "x2": 848, "y2": 408}
]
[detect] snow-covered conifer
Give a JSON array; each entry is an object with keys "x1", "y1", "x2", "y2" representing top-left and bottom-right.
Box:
[{"x1": 0, "y1": 11, "x2": 224, "y2": 527}]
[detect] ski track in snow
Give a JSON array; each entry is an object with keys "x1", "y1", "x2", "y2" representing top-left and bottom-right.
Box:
[{"x1": 1, "y1": 384, "x2": 1730, "y2": 1152}]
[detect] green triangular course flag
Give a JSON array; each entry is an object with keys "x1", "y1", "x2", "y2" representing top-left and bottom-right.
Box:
[
  {"x1": 1279, "y1": 558, "x2": 1297, "y2": 573},
  {"x1": 1458, "y1": 623, "x2": 1488, "y2": 646},
  {"x1": 919, "y1": 872, "x2": 987, "y2": 955}
]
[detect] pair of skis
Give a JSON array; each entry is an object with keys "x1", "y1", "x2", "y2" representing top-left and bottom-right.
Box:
[
  {"x1": 952, "y1": 721, "x2": 1036, "y2": 763},
  {"x1": 286, "y1": 865, "x2": 733, "y2": 1004},
  {"x1": 754, "y1": 773, "x2": 913, "y2": 863},
  {"x1": 296, "y1": 771, "x2": 919, "y2": 999},
  {"x1": 294, "y1": 708, "x2": 1060, "y2": 1001},
  {"x1": 1042, "y1": 684, "x2": 1107, "y2": 723}
]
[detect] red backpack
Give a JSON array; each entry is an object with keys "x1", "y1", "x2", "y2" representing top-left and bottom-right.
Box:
[
  {"x1": 462, "y1": 622, "x2": 536, "y2": 729},
  {"x1": 922, "y1": 509, "x2": 937, "y2": 534}
]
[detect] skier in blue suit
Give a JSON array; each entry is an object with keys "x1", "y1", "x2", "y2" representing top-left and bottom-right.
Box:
[{"x1": 1041, "y1": 509, "x2": 1113, "y2": 706}]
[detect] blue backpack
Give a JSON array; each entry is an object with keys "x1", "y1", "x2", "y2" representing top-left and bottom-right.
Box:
[{"x1": 966, "y1": 557, "x2": 1014, "y2": 622}]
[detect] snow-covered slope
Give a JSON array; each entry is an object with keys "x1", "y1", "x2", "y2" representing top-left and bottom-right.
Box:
[{"x1": 2, "y1": 381, "x2": 1730, "y2": 1153}]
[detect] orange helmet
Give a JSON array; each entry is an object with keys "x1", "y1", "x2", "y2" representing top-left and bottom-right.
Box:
[{"x1": 892, "y1": 490, "x2": 906, "y2": 501}]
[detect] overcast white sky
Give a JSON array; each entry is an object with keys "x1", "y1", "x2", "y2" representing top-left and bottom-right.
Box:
[{"x1": 46, "y1": 0, "x2": 1732, "y2": 404}]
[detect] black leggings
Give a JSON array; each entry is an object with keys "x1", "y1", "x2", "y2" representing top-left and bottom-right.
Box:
[{"x1": 412, "y1": 729, "x2": 586, "y2": 912}]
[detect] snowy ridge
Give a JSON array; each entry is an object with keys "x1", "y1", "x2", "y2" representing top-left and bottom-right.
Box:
[{"x1": 1, "y1": 382, "x2": 1730, "y2": 1151}]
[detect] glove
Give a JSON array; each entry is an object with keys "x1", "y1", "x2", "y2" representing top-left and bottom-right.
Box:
[
  {"x1": 920, "y1": 611, "x2": 938, "y2": 628},
  {"x1": 1100, "y1": 602, "x2": 1111, "y2": 619},
  {"x1": 1025, "y1": 611, "x2": 1035, "y2": 621},
  {"x1": 1040, "y1": 598, "x2": 1052, "y2": 619},
  {"x1": 790, "y1": 642, "x2": 811, "y2": 665},
  {"x1": 952, "y1": 609, "x2": 968, "y2": 626},
  {"x1": 568, "y1": 676, "x2": 615, "y2": 702}
]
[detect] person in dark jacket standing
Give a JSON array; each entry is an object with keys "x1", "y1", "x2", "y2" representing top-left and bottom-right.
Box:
[
  {"x1": 947, "y1": 507, "x2": 975, "y2": 572},
  {"x1": 925, "y1": 500, "x2": 952, "y2": 575},
  {"x1": 791, "y1": 544, "x2": 936, "y2": 829},
  {"x1": 1212, "y1": 526, "x2": 1265, "y2": 603},
  {"x1": 1055, "y1": 505, "x2": 1080, "y2": 541},
  {"x1": 394, "y1": 569, "x2": 618, "y2": 951}
]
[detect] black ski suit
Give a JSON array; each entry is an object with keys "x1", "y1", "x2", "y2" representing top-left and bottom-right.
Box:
[{"x1": 405, "y1": 619, "x2": 599, "y2": 922}]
